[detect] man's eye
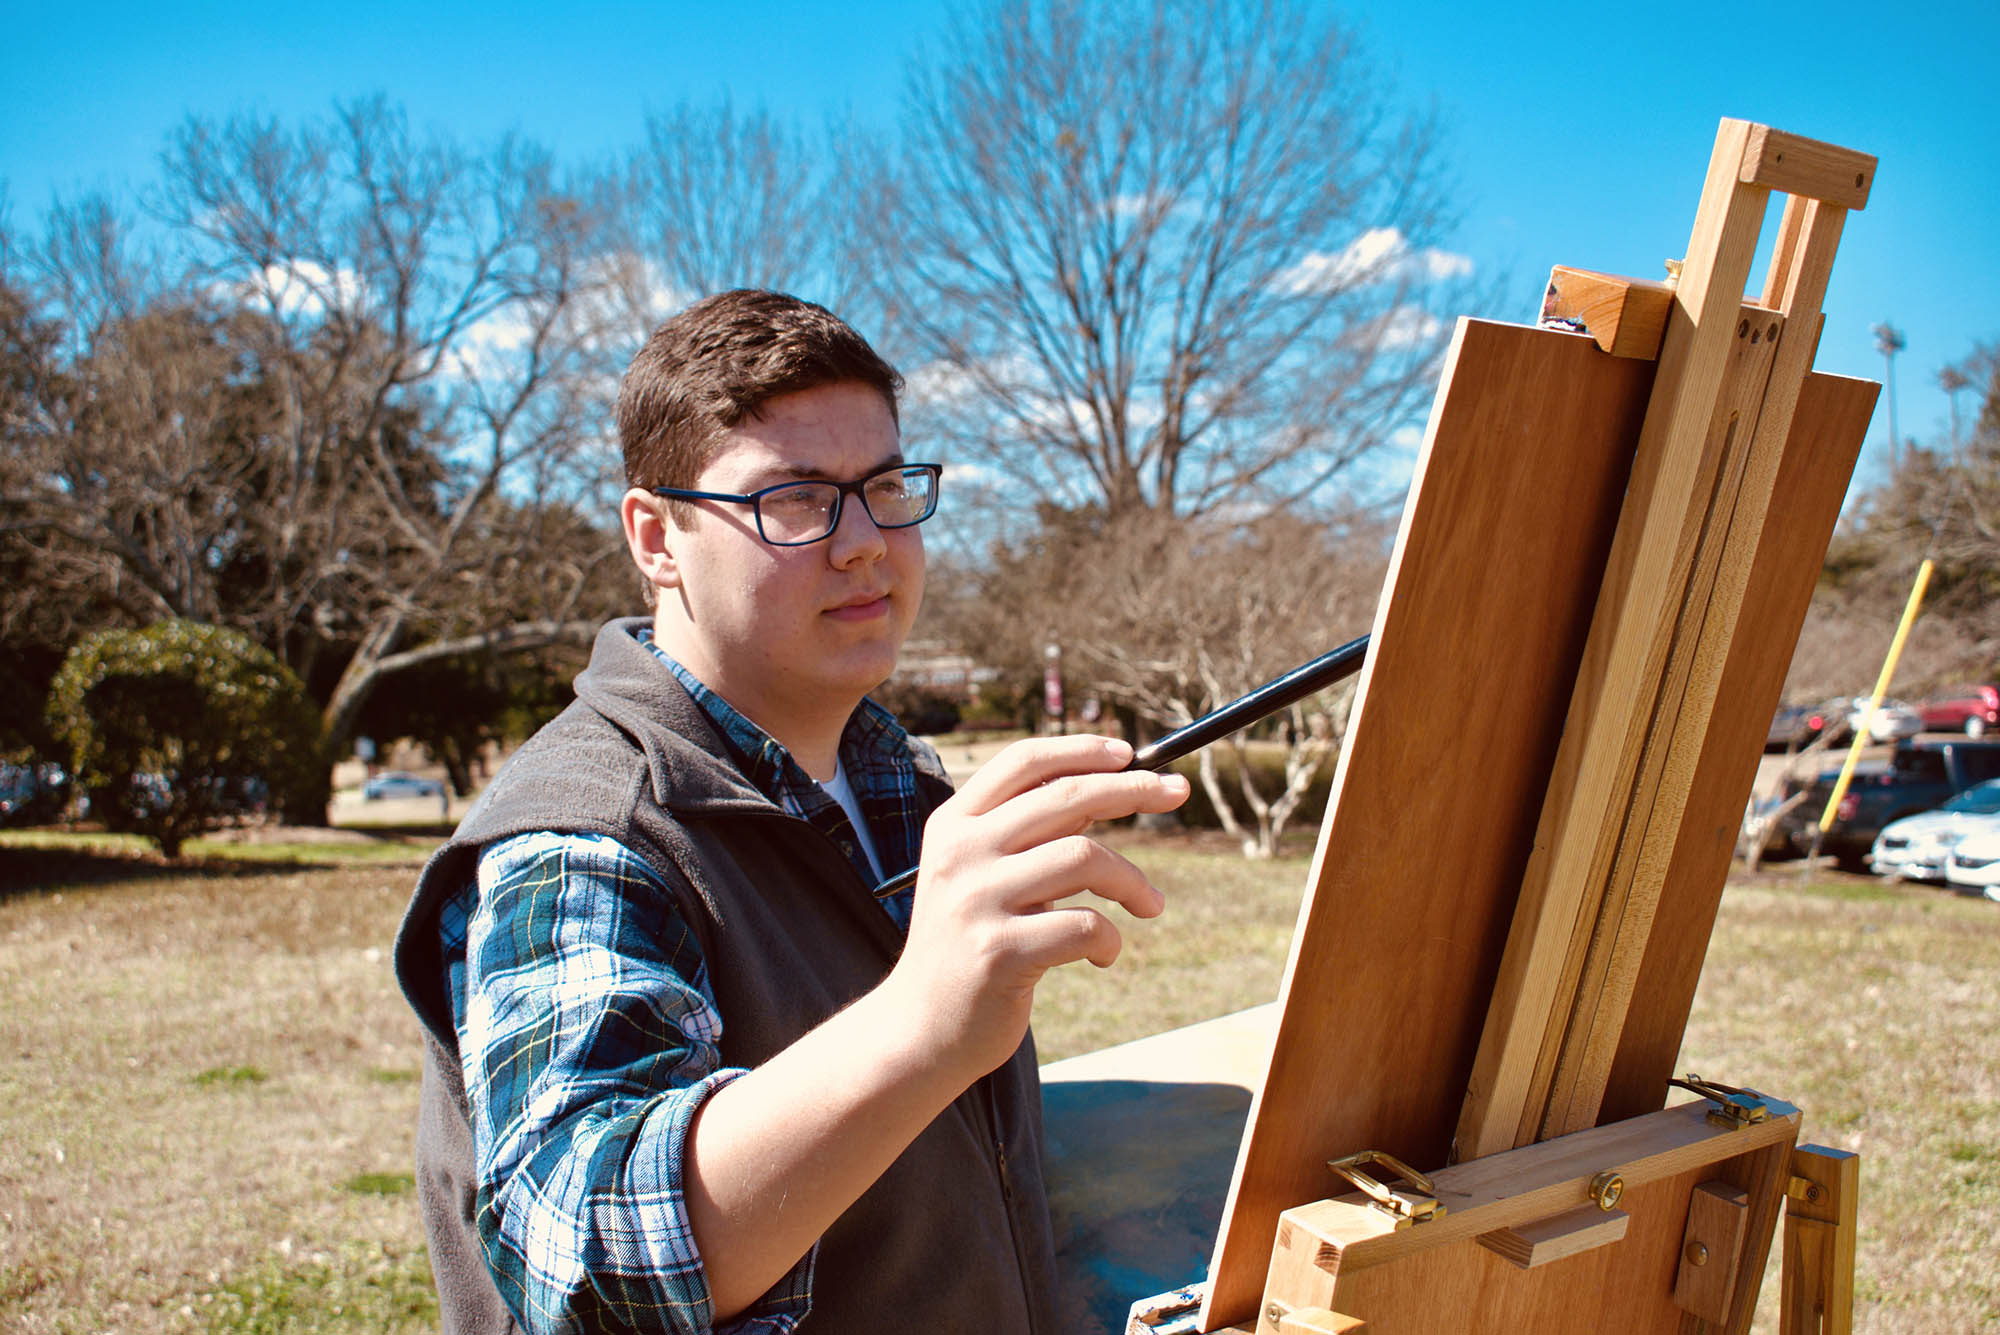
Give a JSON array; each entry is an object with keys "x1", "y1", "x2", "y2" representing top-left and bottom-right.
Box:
[{"x1": 763, "y1": 484, "x2": 832, "y2": 513}]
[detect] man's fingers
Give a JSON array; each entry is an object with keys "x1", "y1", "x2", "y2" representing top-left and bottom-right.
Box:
[
  {"x1": 991, "y1": 837, "x2": 1167, "y2": 919},
  {"x1": 975, "y1": 768, "x2": 1190, "y2": 852},
  {"x1": 1006, "y1": 905, "x2": 1126, "y2": 970},
  {"x1": 950, "y1": 735, "x2": 1136, "y2": 815}
]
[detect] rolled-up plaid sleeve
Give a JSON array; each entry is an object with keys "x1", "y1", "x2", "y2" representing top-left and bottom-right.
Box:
[{"x1": 453, "y1": 831, "x2": 814, "y2": 1334}]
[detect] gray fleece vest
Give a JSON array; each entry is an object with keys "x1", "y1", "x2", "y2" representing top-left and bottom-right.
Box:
[{"x1": 393, "y1": 619, "x2": 1058, "y2": 1334}]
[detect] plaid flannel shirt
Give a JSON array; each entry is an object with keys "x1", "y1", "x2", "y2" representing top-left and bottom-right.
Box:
[{"x1": 437, "y1": 628, "x2": 933, "y2": 1334}]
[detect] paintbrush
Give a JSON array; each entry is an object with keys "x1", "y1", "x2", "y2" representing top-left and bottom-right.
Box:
[{"x1": 870, "y1": 632, "x2": 1371, "y2": 900}]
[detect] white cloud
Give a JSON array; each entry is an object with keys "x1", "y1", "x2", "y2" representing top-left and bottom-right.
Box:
[
  {"x1": 905, "y1": 359, "x2": 986, "y2": 413},
  {"x1": 1417, "y1": 248, "x2": 1474, "y2": 281},
  {"x1": 590, "y1": 251, "x2": 694, "y2": 338},
  {"x1": 454, "y1": 308, "x2": 538, "y2": 382},
  {"x1": 1111, "y1": 192, "x2": 1160, "y2": 223},
  {"x1": 238, "y1": 259, "x2": 365, "y2": 319},
  {"x1": 1276, "y1": 227, "x2": 1473, "y2": 296},
  {"x1": 1375, "y1": 306, "x2": 1446, "y2": 350}
]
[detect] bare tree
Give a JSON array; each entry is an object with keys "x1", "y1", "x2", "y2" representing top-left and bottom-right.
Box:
[
  {"x1": 1791, "y1": 342, "x2": 2000, "y2": 699},
  {"x1": 613, "y1": 101, "x2": 888, "y2": 339},
  {"x1": 942, "y1": 505, "x2": 1388, "y2": 856},
  {"x1": 2, "y1": 103, "x2": 634, "y2": 800},
  {"x1": 881, "y1": 0, "x2": 1478, "y2": 523},
  {"x1": 152, "y1": 99, "x2": 628, "y2": 755}
]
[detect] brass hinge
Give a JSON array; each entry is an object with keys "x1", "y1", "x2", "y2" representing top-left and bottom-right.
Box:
[
  {"x1": 1327, "y1": 1149, "x2": 1447, "y2": 1228},
  {"x1": 1671, "y1": 1073, "x2": 1773, "y2": 1129}
]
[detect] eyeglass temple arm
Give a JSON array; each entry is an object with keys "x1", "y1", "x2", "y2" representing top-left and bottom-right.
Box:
[{"x1": 869, "y1": 631, "x2": 1371, "y2": 900}]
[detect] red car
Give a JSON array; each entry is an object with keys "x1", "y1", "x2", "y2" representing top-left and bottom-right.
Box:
[{"x1": 1920, "y1": 686, "x2": 2000, "y2": 737}]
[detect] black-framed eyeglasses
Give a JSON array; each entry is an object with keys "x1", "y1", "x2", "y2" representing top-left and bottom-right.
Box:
[{"x1": 651, "y1": 462, "x2": 944, "y2": 547}]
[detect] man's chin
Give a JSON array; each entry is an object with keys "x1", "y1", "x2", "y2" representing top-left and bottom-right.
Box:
[{"x1": 817, "y1": 639, "x2": 905, "y2": 698}]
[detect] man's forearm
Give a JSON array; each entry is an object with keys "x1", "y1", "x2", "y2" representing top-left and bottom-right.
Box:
[{"x1": 683, "y1": 975, "x2": 971, "y2": 1321}]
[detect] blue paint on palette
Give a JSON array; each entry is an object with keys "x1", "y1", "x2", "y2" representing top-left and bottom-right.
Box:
[{"x1": 1043, "y1": 1078, "x2": 1251, "y2": 1334}]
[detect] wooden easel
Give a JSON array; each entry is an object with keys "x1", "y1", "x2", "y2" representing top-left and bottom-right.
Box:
[{"x1": 1044, "y1": 118, "x2": 1879, "y2": 1335}]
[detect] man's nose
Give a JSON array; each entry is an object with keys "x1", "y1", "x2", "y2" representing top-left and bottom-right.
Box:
[{"x1": 826, "y1": 492, "x2": 889, "y2": 564}]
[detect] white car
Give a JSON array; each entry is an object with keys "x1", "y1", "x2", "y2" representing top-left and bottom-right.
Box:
[
  {"x1": 1869, "y1": 778, "x2": 2000, "y2": 881},
  {"x1": 363, "y1": 771, "x2": 446, "y2": 800},
  {"x1": 1846, "y1": 697, "x2": 1924, "y2": 743},
  {"x1": 1946, "y1": 828, "x2": 2000, "y2": 901}
]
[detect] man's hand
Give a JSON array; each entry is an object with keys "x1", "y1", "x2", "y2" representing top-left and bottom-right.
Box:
[{"x1": 885, "y1": 734, "x2": 1192, "y2": 1084}]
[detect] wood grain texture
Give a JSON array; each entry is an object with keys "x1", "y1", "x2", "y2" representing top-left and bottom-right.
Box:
[
  {"x1": 1738, "y1": 122, "x2": 1875, "y2": 209},
  {"x1": 1779, "y1": 1146, "x2": 1859, "y2": 1335},
  {"x1": 1693, "y1": 1133, "x2": 1796, "y2": 1335},
  {"x1": 1552, "y1": 213, "x2": 1858, "y2": 1120},
  {"x1": 1453, "y1": 121, "x2": 1776, "y2": 1160},
  {"x1": 1543, "y1": 267, "x2": 1673, "y2": 359},
  {"x1": 1319, "y1": 1174, "x2": 1707, "y2": 1335},
  {"x1": 1196, "y1": 318, "x2": 1657, "y2": 1331},
  {"x1": 1576, "y1": 202, "x2": 1862, "y2": 1125},
  {"x1": 1478, "y1": 1205, "x2": 1629, "y2": 1269},
  {"x1": 1262, "y1": 1104, "x2": 1800, "y2": 1335},
  {"x1": 1596, "y1": 397, "x2": 1879, "y2": 1122},
  {"x1": 1277, "y1": 1310, "x2": 1366, "y2": 1334},
  {"x1": 1271, "y1": 1098, "x2": 1799, "y2": 1279},
  {"x1": 1535, "y1": 301, "x2": 1785, "y2": 1140},
  {"x1": 1673, "y1": 1182, "x2": 1750, "y2": 1323}
]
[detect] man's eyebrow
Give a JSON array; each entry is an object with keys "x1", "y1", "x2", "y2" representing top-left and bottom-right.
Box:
[{"x1": 760, "y1": 452, "x2": 908, "y2": 483}]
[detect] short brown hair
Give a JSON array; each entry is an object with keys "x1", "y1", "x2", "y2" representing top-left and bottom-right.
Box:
[{"x1": 617, "y1": 289, "x2": 903, "y2": 491}]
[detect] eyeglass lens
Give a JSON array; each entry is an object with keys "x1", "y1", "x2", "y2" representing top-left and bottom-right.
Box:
[{"x1": 758, "y1": 467, "x2": 937, "y2": 544}]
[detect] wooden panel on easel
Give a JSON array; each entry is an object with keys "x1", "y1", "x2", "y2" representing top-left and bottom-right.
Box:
[
  {"x1": 1598, "y1": 370, "x2": 1878, "y2": 1124},
  {"x1": 1198, "y1": 318, "x2": 1656, "y2": 1330}
]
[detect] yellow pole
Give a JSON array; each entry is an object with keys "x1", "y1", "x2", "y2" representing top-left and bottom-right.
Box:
[{"x1": 1819, "y1": 558, "x2": 1934, "y2": 834}]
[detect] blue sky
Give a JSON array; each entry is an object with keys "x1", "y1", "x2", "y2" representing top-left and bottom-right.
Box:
[{"x1": 5, "y1": 0, "x2": 1994, "y2": 503}]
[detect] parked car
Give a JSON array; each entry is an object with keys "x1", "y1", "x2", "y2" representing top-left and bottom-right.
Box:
[
  {"x1": 1844, "y1": 697, "x2": 1924, "y2": 743},
  {"x1": 1765, "y1": 703, "x2": 1830, "y2": 752},
  {"x1": 1919, "y1": 685, "x2": 2000, "y2": 737},
  {"x1": 1868, "y1": 779, "x2": 2000, "y2": 881},
  {"x1": 1772, "y1": 738, "x2": 2000, "y2": 869},
  {"x1": 0, "y1": 763, "x2": 56, "y2": 825},
  {"x1": 1944, "y1": 828, "x2": 2000, "y2": 900},
  {"x1": 363, "y1": 771, "x2": 445, "y2": 800}
]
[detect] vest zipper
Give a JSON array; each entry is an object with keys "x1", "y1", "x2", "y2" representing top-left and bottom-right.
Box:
[{"x1": 983, "y1": 1072, "x2": 1044, "y2": 1335}]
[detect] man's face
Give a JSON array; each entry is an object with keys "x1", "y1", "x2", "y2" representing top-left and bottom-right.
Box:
[{"x1": 647, "y1": 380, "x2": 924, "y2": 738}]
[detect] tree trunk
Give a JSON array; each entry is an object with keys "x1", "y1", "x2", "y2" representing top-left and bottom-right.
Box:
[{"x1": 1197, "y1": 746, "x2": 1252, "y2": 854}]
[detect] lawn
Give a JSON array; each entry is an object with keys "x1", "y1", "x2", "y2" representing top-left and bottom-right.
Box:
[{"x1": 1, "y1": 832, "x2": 1994, "y2": 1332}]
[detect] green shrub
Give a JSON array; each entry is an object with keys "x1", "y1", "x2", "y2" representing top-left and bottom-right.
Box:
[{"x1": 47, "y1": 621, "x2": 326, "y2": 857}]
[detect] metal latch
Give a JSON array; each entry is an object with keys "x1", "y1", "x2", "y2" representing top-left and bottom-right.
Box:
[
  {"x1": 1671, "y1": 1073, "x2": 1772, "y2": 1129},
  {"x1": 1327, "y1": 1149, "x2": 1447, "y2": 1228}
]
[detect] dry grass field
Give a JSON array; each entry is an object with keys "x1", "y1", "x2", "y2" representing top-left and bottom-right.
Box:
[{"x1": 2, "y1": 830, "x2": 1995, "y2": 1332}]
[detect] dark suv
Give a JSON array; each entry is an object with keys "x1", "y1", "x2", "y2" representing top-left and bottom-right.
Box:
[{"x1": 1779, "y1": 738, "x2": 2000, "y2": 869}]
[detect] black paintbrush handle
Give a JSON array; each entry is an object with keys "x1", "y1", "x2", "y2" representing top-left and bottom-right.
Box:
[{"x1": 869, "y1": 632, "x2": 1371, "y2": 900}]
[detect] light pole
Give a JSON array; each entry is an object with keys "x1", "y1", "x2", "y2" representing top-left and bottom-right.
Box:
[
  {"x1": 1873, "y1": 321, "x2": 1905, "y2": 470},
  {"x1": 1940, "y1": 364, "x2": 1971, "y2": 465},
  {"x1": 1043, "y1": 641, "x2": 1065, "y2": 735}
]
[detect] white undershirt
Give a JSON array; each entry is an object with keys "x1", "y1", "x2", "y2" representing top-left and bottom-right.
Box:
[{"x1": 820, "y1": 758, "x2": 885, "y2": 881}]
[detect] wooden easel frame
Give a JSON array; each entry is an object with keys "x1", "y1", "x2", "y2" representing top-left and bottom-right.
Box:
[{"x1": 1167, "y1": 119, "x2": 1881, "y2": 1334}]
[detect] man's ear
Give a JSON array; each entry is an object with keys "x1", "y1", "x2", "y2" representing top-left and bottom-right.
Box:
[{"x1": 620, "y1": 489, "x2": 685, "y2": 594}]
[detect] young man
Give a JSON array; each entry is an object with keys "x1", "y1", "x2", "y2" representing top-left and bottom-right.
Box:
[{"x1": 393, "y1": 290, "x2": 1189, "y2": 1334}]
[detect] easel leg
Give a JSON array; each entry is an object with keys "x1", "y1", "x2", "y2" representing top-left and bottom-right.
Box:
[{"x1": 1779, "y1": 1144, "x2": 1859, "y2": 1335}]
